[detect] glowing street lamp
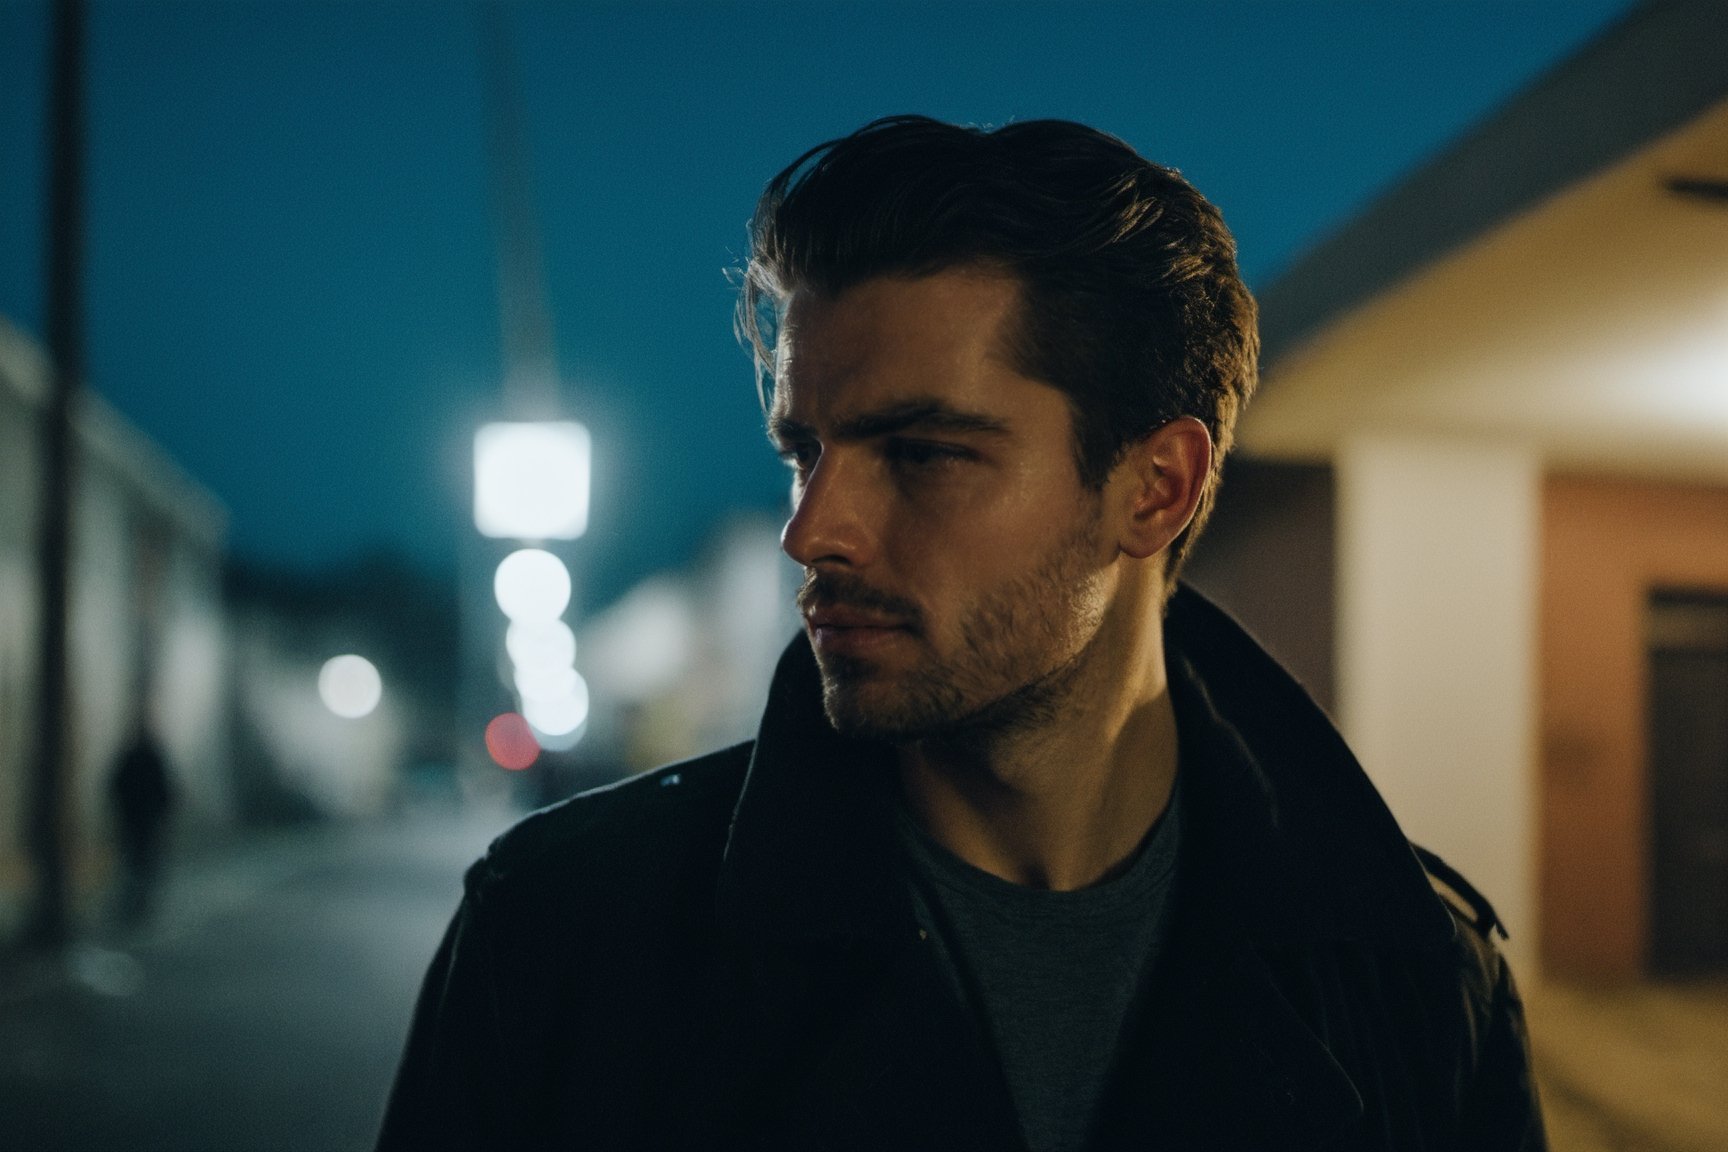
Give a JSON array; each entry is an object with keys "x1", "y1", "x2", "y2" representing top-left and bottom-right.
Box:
[
  {"x1": 473, "y1": 421, "x2": 591, "y2": 540},
  {"x1": 514, "y1": 663, "x2": 578, "y2": 702},
  {"x1": 493, "y1": 548, "x2": 571, "y2": 623},
  {"x1": 505, "y1": 619, "x2": 576, "y2": 672},
  {"x1": 473, "y1": 423, "x2": 592, "y2": 760},
  {"x1": 523, "y1": 672, "x2": 590, "y2": 738}
]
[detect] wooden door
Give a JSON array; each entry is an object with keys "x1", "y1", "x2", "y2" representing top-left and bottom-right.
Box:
[{"x1": 1648, "y1": 591, "x2": 1728, "y2": 974}]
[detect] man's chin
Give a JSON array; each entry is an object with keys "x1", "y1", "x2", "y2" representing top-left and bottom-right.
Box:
[
  {"x1": 820, "y1": 678, "x2": 920, "y2": 743},
  {"x1": 817, "y1": 672, "x2": 969, "y2": 744},
  {"x1": 818, "y1": 654, "x2": 1078, "y2": 746}
]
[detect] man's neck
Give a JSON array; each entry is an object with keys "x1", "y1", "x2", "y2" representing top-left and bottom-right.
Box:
[{"x1": 895, "y1": 599, "x2": 1179, "y2": 892}]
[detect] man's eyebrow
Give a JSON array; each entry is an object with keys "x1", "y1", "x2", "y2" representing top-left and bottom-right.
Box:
[
  {"x1": 768, "y1": 400, "x2": 1012, "y2": 445},
  {"x1": 767, "y1": 414, "x2": 816, "y2": 446}
]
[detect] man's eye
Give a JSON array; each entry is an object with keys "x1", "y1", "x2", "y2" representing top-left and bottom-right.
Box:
[
  {"x1": 778, "y1": 444, "x2": 818, "y2": 473},
  {"x1": 885, "y1": 439, "x2": 969, "y2": 469}
]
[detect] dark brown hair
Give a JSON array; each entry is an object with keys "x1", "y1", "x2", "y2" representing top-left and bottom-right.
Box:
[{"x1": 738, "y1": 115, "x2": 1258, "y2": 589}]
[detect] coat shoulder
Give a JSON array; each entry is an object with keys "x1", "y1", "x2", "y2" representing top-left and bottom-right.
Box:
[
  {"x1": 1406, "y1": 844, "x2": 1520, "y2": 1024},
  {"x1": 1407, "y1": 847, "x2": 1545, "y2": 1146},
  {"x1": 463, "y1": 742, "x2": 753, "y2": 900},
  {"x1": 1414, "y1": 843, "x2": 1507, "y2": 944}
]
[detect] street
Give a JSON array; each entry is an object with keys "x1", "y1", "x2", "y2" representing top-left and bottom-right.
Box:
[
  {"x1": 3, "y1": 802, "x2": 1726, "y2": 1152},
  {"x1": 0, "y1": 810, "x2": 507, "y2": 1152}
]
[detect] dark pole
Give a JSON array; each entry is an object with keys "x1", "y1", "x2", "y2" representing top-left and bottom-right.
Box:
[
  {"x1": 479, "y1": 0, "x2": 559, "y2": 418},
  {"x1": 27, "y1": 0, "x2": 87, "y2": 949}
]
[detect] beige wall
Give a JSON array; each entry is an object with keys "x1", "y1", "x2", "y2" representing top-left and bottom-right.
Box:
[
  {"x1": 1541, "y1": 476, "x2": 1728, "y2": 980},
  {"x1": 1337, "y1": 434, "x2": 1541, "y2": 965}
]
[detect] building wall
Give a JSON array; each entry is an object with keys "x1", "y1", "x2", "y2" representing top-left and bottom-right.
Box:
[
  {"x1": 0, "y1": 362, "x2": 40, "y2": 898},
  {"x1": 0, "y1": 318, "x2": 228, "y2": 913},
  {"x1": 68, "y1": 454, "x2": 142, "y2": 883},
  {"x1": 1335, "y1": 436, "x2": 1541, "y2": 966},
  {"x1": 1184, "y1": 458, "x2": 1337, "y2": 716},
  {"x1": 1541, "y1": 475, "x2": 1728, "y2": 979}
]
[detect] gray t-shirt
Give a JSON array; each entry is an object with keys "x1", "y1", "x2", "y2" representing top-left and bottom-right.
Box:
[{"x1": 896, "y1": 777, "x2": 1183, "y2": 1152}]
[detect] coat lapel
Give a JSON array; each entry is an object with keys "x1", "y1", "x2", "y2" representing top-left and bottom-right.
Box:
[
  {"x1": 709, "y1": 637, "x2": 1022, "y2": 1148},
  {"x1": 1092, "y1": 920, "x2": 1364, "y2": 1150},
  {"x1": 707, "y1": 591, "x2": 1459, "y2": 1149},
  {"x1": 1081, "y1": 589, "x2": 1456, "y2": 1150},
  {"x1": 763, "y1": 932, "x2": 1024, "y2": 1150}
]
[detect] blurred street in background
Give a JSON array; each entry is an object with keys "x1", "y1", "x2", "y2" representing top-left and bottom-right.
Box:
[{"x1": 0, "y1": 808, "x2": 506, "y2": 1152}]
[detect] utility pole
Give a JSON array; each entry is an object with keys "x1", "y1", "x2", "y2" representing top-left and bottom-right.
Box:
[
  {"x1": 480, "y1": 0, "x2": 559, "y2": 418},
  {"x1": 27, "y1": 0, "x2": 87, "y2": 949}
]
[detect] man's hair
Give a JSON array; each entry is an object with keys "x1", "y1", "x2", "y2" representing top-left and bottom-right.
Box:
[{"x1": 737, "y1": 115, "x2": 1259, "y2": 592}]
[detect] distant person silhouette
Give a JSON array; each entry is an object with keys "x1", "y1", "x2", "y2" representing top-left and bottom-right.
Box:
[{"x1": 109, "y1": 726, "x2": 175, "y2": 929}]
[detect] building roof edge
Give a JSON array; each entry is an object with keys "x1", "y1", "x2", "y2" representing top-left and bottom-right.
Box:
[{"x1": 1258, "y1": 0, "x2": 1728, "y2": 366}]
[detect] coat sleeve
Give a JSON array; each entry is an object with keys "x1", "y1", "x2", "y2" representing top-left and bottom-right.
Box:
[
  {"x1": 1458, "y1": 952, "x2": 1548, "y2": 1151},
  {"x1": 376, "y1": 880, "x2": 535, "y2": 1152}
]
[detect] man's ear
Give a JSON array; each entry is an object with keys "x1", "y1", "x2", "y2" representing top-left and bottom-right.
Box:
[{"x1": 1110, "y1": 416, "x2": 1213, "y2": 561}]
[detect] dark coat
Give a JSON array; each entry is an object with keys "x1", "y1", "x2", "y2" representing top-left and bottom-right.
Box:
[{"x1": 378, "y1": 586, "x2": 1545, "y2": 1151}]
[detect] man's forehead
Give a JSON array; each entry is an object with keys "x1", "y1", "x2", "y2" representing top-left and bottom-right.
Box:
[{"x1": 770, "y1": 271, "x2": 1033, "y2": 425}]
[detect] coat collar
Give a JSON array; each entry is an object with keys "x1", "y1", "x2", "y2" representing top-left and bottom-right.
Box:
[
  {"x1": 717, "y1": 582, "x2": 1455, "y2": 954},
  {"x1": 713, "y1": 628, "x2": 907, "y2": 945},
  {"x1": 707, "y1": 585, "x2": 1455, "y2": 1148}
]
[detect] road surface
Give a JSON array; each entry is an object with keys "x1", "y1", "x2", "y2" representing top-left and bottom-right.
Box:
[{"x1": 0, "y1": 809, "x2": 507, "y2": 1152}]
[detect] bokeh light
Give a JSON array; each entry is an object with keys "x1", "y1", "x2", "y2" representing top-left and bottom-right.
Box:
[
  {"x1": 317, "y1": 655, "x2": 382, "y2": 719},
  {"x1": 473, "y1": 421, "x2": 592, "y2": 540},
  {"x1": 485, "y1": 712, "x2": 540, "y2": 770},
  {"x1": 522, "y1": 672, "x2": 590, "y2": 737},
  {"x1": 514, "y1": 664, "x2": 578, "y2": 702},
  {"x1": 493, "y1": 548, "x2": 572, "y2": 623},
  {"x1": 505, "y1": 619, "x2": 576, "y2": 671}
]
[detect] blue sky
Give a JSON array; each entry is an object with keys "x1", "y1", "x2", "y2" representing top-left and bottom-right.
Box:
[{"x1": 0, "y1": 0, "x2": 1637, "y2": 610}]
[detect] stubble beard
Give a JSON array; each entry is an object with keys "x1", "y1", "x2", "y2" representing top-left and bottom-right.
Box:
[{"x1": 811, "y1": 504, "x2": 1110, "y2": 749}]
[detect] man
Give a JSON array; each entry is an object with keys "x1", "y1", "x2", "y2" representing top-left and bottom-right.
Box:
[{"x1": 380, "y1": 116, "x2": 1544, "y2": 1151}]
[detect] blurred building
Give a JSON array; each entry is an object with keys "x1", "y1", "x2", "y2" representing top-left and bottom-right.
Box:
[
  {"x1": 0, "y1": 316, "x2": 228, "y2": 912},
  {"x1": 226, "y1": 553, "x2": 461, "y2": 822},
  {"x1": 575, "y1": 516, "x2": 800, "y2": 777},
  {"x1": 0, "y1": 313, "x2": 459, "y2": 935},
  {"x1": 1187, "y1": 0, "x2": 1728, "y2": 981}
]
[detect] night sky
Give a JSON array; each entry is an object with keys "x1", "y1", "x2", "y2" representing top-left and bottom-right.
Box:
[{"x1": 0, "y1": 0, "x2": 1637, "y2": 611}]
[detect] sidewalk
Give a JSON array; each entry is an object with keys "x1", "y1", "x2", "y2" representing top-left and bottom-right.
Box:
[
  {"x1": 0, "y1": 805, "x2": 507, "y2": 1009},
  {"x1": 1526, "y1": 977, "x2": 1728, "y2": 1152},
  {"x1": 0, "y1": 806, "x2": 508, "y2": 1152}
]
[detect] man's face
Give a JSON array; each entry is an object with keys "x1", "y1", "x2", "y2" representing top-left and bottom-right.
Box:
[{"x1": 771, "y1": 269, "x2": 1119, "y2": 742}]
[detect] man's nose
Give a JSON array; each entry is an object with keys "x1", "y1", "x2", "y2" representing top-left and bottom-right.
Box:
[{"x1": 780, "y1": 453, "x2": 875, "y2": 570}]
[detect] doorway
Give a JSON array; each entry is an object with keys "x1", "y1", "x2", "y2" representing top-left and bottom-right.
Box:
[{"x1": 1648, "y1": 590, "x2": 1728, "y2": 975}]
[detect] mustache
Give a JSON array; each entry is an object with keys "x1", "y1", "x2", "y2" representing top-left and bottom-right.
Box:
[{"x1": 796, "y1": 571, "x2": 924, "y2": 631}]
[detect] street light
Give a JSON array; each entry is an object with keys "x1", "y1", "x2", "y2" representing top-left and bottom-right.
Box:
[
  {"x1": 523, "y1": 673, "x2": 589, "y2": 738},
  {"x1": 493, "y1": 547, "x2": 571, "y2": 623},
  {"x1": 505, "y1": 619, "x2": 576, "y2": 671},
  {"x1": 318, "y1": 654, "x2": 383, "y2": 719},
  {"x1": 473, "y1": 420, "x2": 590, "y2": 540}
]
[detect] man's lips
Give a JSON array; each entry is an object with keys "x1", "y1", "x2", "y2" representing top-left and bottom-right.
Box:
[
  {"x1": 803, "y1": 607, "x2": 915, "y2": 656},
  {"x1": 804, "y1": 607, "x2": 912, "y2": 631}
]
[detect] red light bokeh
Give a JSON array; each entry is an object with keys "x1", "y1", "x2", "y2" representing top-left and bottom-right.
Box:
[{"x1": 485, "y1": 712, "x2": 540, "y2": 771}]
